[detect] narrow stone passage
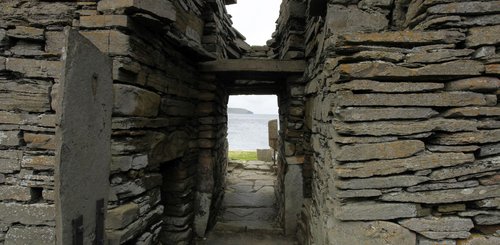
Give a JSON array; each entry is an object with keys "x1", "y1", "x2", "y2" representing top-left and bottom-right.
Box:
[{"x1": 199, "y1": 160, "x2": 297, "y2": 245}]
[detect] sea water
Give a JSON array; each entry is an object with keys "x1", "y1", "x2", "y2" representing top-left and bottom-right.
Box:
[{"x1": 228, "y1": 113, "x2": 279, "y2": 150}]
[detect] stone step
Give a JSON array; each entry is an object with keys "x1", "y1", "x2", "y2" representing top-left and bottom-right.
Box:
[{"x1": 212, "y1": 220, "x2": 284, "y2": 235}]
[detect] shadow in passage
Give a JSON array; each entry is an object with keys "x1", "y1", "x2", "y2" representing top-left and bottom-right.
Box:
[{"x1": 199, "y1": 160, "x2": 297, "y2": 245}]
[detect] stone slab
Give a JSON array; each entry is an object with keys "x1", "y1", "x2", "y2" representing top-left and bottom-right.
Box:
[
  {"x1": 55, "y1": 30, "x2": 113, "y2": 244},
  {"x1": 328, "y1": 221, "x2": 416, "y2": 245},
  {"x1": 336, "y1": 140, "x2": 424, "y2": 161},
  {"x1": 4, "y1": 226, "x2": 55, "y2": 245},
  {"x1": 335, "y1": 107, "x2": 438, "y2": 122},
  {"x1": 336, "y1": 175, "x2": 430, "y2": 190},
  {"x1": 335, "y1": 201, "x2": 423, "y2": 221},
  {"x1": 381, "y1": 185, "x2": 500, "y2": 204}
]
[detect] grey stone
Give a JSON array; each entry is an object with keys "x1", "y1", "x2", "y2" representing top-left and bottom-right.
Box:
[
  {"x1": 335, "y1": 153, "x2": 474, "y2": 178},
  {"x1": 426, "y1": 145, "x2": 479, "y2": 153},
  {"x1": 428, "y1": 2, "x2": 500, "y2": 15},
  {"x1": 0, "y1": 185, "x2": 32, "y2": 201},
  {"x1": 6, "y1": 26, "x2": 44, "y2": 40},
  {"x1": 338, "y1": 30, "x2": 465, "y2": 46},
  {"x1": 4, "y1": 226, "x2": 55, "y2": 245},
  {"x1": 475, "y1": 198, "x2": 500, "y2": 209},
  {"x1": 334, "y1": 118, "x2": 477, "y2": 136},
  {"x1": 473, "y1": 46, "x2": 496, "y2": 59},
  {"x1": 5, "y1": 58, "x2": 62, "y2": 78},
  {"x1": 381, "y1": 185, "x2": 500, "y2": 204},
  {"x1": 407, "y1": 181, "x2": 479, "y2": 192},
  {"x1": 406, "y1": 49, "x2": 474, "y2": 64},
  {"x1": 106, "y1": 202, "x2": 140, "y2": 229},
  {"x1": 457, "y1": 235, "x2": 500, "y2": 245},
  {"x1": 56, "y1": 30, "x2": 113, "y2": 244},
  {"x1": 335, "y1": 201, "x2": 424, "y2": 221},
  {"x1": 98, "y1": 0, "x2": 176, "y2": 22},
  {"x1": 326, "y1": 5, "x2": 388, "y2": 35},
  {"x1": 446, "y1": 77, "x2": 500, "y2": 92},
  {"x1": 480, "y1": 143, "x2": 500, "y2": 157},
  {"x1": 336, "y1": 189, "x2": 382, "y2": 198},
  {"x1": 335, "y1": 91, "x2": 490, "y2": 107},
  {"x1": 0, "y1": 202, "x2": 55, "y2": 225},
  {"x1": 432, "y1": 130, "x2": 500, "y2": 145},
  {"x1": 335, "y1": 107, "x2": 438, "y2": 122},
  {"x1": 284, "y1": 164, "x2": 303, "y2": 235},
  {"x1": 442, "y1": 107, "x2": 500, "y2": 118},
  {"x1": 0, "y1": 150, "x2": 22, "y2": 173},
  {"x1": 328, "y1": 221, "x2": 416, "y2": 245},
  {"x1": 331, "y1": 80, "x2": 444, "y2": 94},
  {"x1": 0, "y1": 131, "x2": 20, "y2": 146},
  {"x1": 336, "y1": 140, "x2": 424, "y2": 161},
  {"x1": 0, "y1": 79, "x2": 52, "y2": 113},
  {"x1": 473, "y1": 212, "x2": 500, "y2": 225},
  {"x1": 113, "y1": 84, "x2": 161, "y2": 117},
  {"x1": 430, "y1": 156, "x2": 500, "y2": 180},
  {"x1": 336, "y1": 175, "x2": 430, "y2": 190},
  {"x1": 418, "y1": 237, "x2": 456, "y2": 245},
  {"x1": 399, "y1": 216, "x2": 473, "y2": 239}
]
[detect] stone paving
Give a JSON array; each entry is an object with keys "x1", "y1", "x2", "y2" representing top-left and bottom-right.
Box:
[{"x1": 199, "y1": 160, "x2": 297, "y2": 245}]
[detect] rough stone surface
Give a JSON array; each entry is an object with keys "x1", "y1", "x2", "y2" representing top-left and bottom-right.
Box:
[
  {"x1": 335, "y1": 201, "x2": 423, "y2": 221},
  {"x1": 399, "y1": 217, "x2": 474, "y2": 239},
  {"x1": 4, "y1": 227, "x2": 55, "y2": 245},
  {"x1": 113, "y1": 84, "x2": 161, "y2": 117},
  {"x1": 381, "y1": 185, "x2": 500, "y2": 204},
  {"x1": 336, "y1": 140, "x2": 424, "y2": 161},
  {"x1": 335, "y1": 107, "x2": 439, "y2": 122},
  {"x1": 335, "y1": 153, "x2": 474, "y2": 178},
  {"x1": 336, "y1": 175, "x2": 430, "y2": 190}
]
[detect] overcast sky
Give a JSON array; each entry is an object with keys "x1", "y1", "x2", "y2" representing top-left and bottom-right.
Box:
[{"x1": 226, "y1": 0, "x2": 282, "y2": 115}]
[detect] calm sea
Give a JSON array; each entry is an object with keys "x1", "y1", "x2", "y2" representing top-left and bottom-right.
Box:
[{"x1": 228, "y1": 114, "x2": 279, "y2": 150}]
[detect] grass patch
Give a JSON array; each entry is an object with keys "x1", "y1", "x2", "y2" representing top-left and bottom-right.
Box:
[{"x1": 228, "y1": 150, "x2": 257, "y2": 161}]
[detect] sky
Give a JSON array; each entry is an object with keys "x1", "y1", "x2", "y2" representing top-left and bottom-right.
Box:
[
  {"x1": 226, "y1": 0, "x2": 282, "y2": 115},
  {"x1": 228, "y1": 95, "x2": 279, "y2": 114}
]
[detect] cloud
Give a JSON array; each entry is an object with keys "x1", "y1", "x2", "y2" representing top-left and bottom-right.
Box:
[
  {"x1": 226, "y1": 0, "x2": 282, "y2": 45},
  {"x1": 228, "y1": 95, "x2": 279, "y2": 114}
]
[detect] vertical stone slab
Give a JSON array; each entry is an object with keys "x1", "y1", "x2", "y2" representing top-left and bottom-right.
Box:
[
  {"x1": 268, "y1": 119, "x2": 278, "y2": 150},
  {"x1": 284, "y1": 164, "x2": 304, "y2": 235},
  {"x1": 55, "y1": 29, "x2": 113, "y2": 245}
]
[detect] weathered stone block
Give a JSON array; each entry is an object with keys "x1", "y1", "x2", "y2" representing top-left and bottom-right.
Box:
[
  {"x1": 4, "y1": 226, "x2": 55, "y2": 245},
  {"x1": 80, "y1": 15, "x2": 130, "y2": 28},
  {"x1": 338, "y1": 30, "x2": 465, "y2": 46},
  {"x1": 329, "y1": 221, "x2": 416, "y2": 245},
  {"x1": 0, "y1": 131, "x2": 20, "y2": 146},
  {"x1": 45, "y1": 31, "x2": 65, "y2": 54},
  {"x1": 457, "y1": 234, "x2": 500, "y2": 245},
  {"x1": 326, "y1": 5, "x2": 388, "y2": 35},
  {"x1": 381, "y1": 185, "x2": 500, "y2": 204},
  {"x1": 335, "y1": 152, "x2": 474, "y2": 178},
  {"x1": 428, "y1": 1, "x2": 500, "y2": 15},
  {"x1": 331, "y1": 80, "x2": 444, "y2": 93},
  {"x1": 337, "y1": 60, "x2": 484, "y2": 80},
  {"x1": 0, "y1": 80, "x2": 52, "y2": 112},
  {"x1": 334, "y1": 118, "x2": 477, "y2": 136},
  {"x1": 113, "y1": 84, "x2": 161, "y2": 117},
  {"x1": 399, "y1": 216, "x2": 473, "y2": 240},
  {"x1": 432, "y1": 130, "x2": 500, "y2": 145},
  {"x1": 406, "y1": 49, "x2": 474, "y2": 64},
  {"x1": 335, "y1": 201, "x2": 423, "y2": 220},
  {"x1": 429, "y1": 156, "x2": 500, "y2": 180},
  {"x1": 24, "y1": 133, "x2": 55, "y2": 150},
  {"x1": 21, "y1": 155, "x2": 54, "y2": 170},
  {"x1": 407, "y1": 181, "x2": 479, "y2": 193},
  {"x1": 0, "y1": 150, "x2": 22, "y2": 173},
  {"x1": 336, "y1": 140, "x2": 424, "y2": 161},
  {"x1": 442, "y1": 107, "x2": 500, "y2": 118},
  {"x1": 336, "y1": 175, "x2": 429, "y2": 190},
  {"x1": 335, "y1": 107, "x2": 438, "y2": 122},
  {"x1": 106, "y1": 202, "x2": 140, "y2": 229},
  {"x1": 446, "y1": 77, "x2": 500, "y2": 92},
  {"x1": 0, "y1": 185, "x2": 32, "y2": 201},
  {"x1": 0, "y1": 203, "x2": 55, "y2": 225},
  {"x1": 97, "y1": 0, "x2": 176, "y2": 21},
  {"x1": 81, "y1": 30, "x2": 130, "y2": 55},
  {"x1": 5, "y1": 58, "x2": 62, "y2": 78},
  {"x1": 335, "y1": 91, "x2": 490, "y2": 107},
  {"x1": 6, "y1": 26, "x2": 44, "y2": 40}
]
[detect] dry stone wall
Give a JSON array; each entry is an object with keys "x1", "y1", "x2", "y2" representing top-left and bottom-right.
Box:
[
  {"x1": 0, "y1": 1, "x2": 77, "y2": 244},
  {"x1": 1, "y1": 0, "x2": 243, "y2": 244},
  {"x1": 301, "y1": 0, "x2": 500, "y2": 244}
]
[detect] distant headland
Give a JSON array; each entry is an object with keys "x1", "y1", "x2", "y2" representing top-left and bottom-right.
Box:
[{"x1": 228, "y1": 108, "x2": 254, "y2": 114}]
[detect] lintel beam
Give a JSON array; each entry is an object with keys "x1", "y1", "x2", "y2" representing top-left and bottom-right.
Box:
[{"x1": 199, "y1": 59, "x2": 306, "y2": 74}]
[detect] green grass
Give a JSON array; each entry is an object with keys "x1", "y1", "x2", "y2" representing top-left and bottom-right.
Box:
[{"x1": 228, "y1": 151, "x2": 257, "y2": 161}]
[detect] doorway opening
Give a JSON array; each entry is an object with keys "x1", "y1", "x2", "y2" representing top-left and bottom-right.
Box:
[{"x1": 223, "y1": 95, "x2": 279, "y2": 231}]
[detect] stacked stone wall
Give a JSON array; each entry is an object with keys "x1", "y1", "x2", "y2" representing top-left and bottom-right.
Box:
[
  {"x1": 0, "y1": 1, "x2": 78, "y2": 243},
  {"x1": 302, "y1": 0, "x2": 500, "y2": 244}
]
